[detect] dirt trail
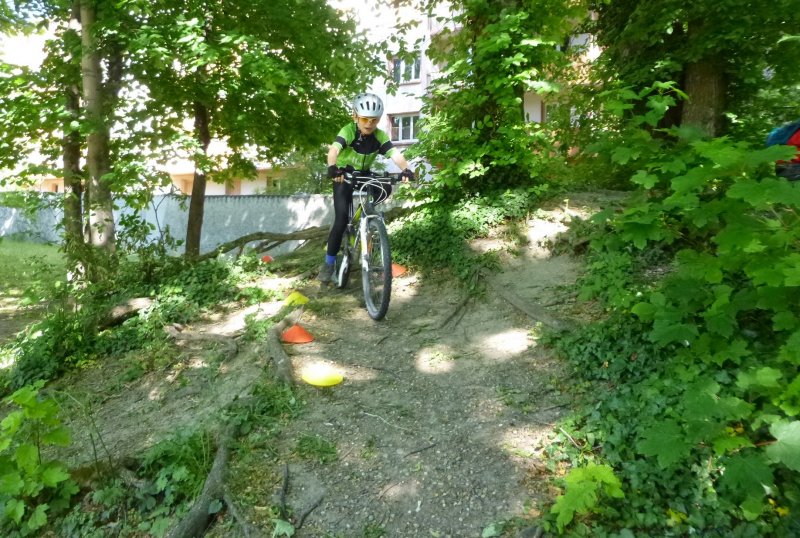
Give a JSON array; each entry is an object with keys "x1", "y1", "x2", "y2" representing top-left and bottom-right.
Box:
[
  {"x1": 2, "y1": 194, "x2": 616, "y2": 537},
  {"x1": 242, "y1": 202, "x2": 590, "y2": 537}
]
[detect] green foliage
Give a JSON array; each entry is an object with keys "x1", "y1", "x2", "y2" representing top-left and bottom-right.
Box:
[
  {"x1": 590, "y1": 0, "x2": 800, "y2": 118},
  {"x1": 0, "y1": 382, "x2": 78, "y2": 536},
  {"x1": 138, "y1": 430, "x2": 213, "y2": 506},
  {"x1": 544, "y1": 93, "x2": 800, "y2": 534},
  {"x1": 389, "y1": 187, "x2": 542, "y2": 282},
  {"x1": 294, "y1": 434, "x2": 337, "y2": 464},
  {"x1": 411, "y1": 0, "x2": 581, "y2": 198},
  {"x1": 550, "y1": 463, "x2": 624, "y2": 532},
  {"x1": 4, "y1": 252, "x2": 267, "y2": 389}
]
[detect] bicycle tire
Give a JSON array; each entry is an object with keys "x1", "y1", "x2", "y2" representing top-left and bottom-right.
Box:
[
  {"x1": 362, "y1": 217, "x2": 392, "y2": 320},
  {"x1": 334, "y1": 229, "x2": 353, "y2": 289}
]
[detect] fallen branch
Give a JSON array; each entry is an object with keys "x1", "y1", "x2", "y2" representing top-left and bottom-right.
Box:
[
  {"x1": 97, "y1": 297, "x2": 153, "y2": 330},
  {"x1": 279, "y1": 464, "x2": 289, "y2": 520},
  {"x1": 404, "y1": 442, "x2": 437, "y2": 457},
  {"x1": 196, "y1": 228, "x2": 329, "y2": 263},
  {"x1": 438, "y1": 294, "x2": 471, "y2": 329}
]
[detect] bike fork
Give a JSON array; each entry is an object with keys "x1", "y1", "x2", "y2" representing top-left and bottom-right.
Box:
[{"x1": 359, "y1": 214, "x2": 371, "y2": 270}]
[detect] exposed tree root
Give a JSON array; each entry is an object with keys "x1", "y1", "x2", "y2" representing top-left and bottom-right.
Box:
[
  {"x1": 481, "y1": 270, "x2": 574, "y2": 331},
  {"x1": 266, "y1": 308, "x2": 304, "y2": 385},
  {"x1": 167, "y1": 427, "x2": 233, "y2": 538},
  {"x1": 223, "y1": 492, "x2": 259, "y2": 538}
]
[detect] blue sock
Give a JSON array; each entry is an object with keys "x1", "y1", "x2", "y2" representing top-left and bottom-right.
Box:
[{"x1": 325, "y1": 255, "x2": 336, "y2": 265}]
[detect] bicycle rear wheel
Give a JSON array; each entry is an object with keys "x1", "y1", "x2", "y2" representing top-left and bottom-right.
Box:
[{"x1": 362, "y1": 217, "x2": 392, "y2": 320}]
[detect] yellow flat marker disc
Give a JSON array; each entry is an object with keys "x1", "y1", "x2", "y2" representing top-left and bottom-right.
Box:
[
  {"x1": 284, "y1": 290, "x2": 309, "y2": 306},
  {"x1": 301, "y1": 363, "x2": 344, "y2": 387}
]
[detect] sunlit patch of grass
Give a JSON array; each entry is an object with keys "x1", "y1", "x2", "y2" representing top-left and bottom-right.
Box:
[{"x1": 0, "y1": 240, "x2": 65, "y2": 303}]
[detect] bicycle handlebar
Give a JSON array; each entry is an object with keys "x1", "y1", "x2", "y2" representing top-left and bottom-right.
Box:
[{"x1": 342, "y1": 171, "x2": 402, "y2": 185}]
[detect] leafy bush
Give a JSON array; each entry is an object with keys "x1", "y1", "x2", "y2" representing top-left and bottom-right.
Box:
[
  {"x1": 389, "y1": 187, "x2": 543, "y2": 282},
  {"x1": 543, "y1": 91, "x2": 800, "y2": 535}
]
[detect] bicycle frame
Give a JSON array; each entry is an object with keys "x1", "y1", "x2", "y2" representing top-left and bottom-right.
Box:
[{"x1": 334, "y1": 171, "x2": 399, "y2": 319}]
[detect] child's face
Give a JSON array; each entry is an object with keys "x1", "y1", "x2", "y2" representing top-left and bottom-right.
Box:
[{"x1": 354, "y1": 114, "x2": 380, "y2": 135}]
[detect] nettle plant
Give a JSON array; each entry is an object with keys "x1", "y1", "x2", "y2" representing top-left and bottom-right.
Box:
[
  {"x1": 546, "y1": 86, "x2": 800, "y2": 534},
  {"x1": 0, "y1": 382, "x2": 78, "y2": 536}
]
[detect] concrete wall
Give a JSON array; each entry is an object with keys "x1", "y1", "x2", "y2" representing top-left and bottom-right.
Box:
[{"x1": 0, "y1": 194, "x2": 339, "y2": 256}]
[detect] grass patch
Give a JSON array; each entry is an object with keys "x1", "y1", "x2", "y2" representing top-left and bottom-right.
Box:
[{"x1": 0, "y1": 239, "x2": 65, "y2": 303}]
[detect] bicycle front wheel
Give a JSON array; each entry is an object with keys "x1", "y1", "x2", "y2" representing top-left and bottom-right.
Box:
[
  {"x1": 362, "y1": 218, "x2": 392, "y2": 320},
  {"x1": 334, "y1": 229, "x2": 355, "y2": 289}
]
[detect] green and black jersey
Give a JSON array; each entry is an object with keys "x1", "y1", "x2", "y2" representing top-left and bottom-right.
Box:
[{"x1": 332, "y1": 122, "x2": 397, "y2": 170}]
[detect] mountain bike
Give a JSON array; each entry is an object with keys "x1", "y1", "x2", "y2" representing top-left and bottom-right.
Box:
[{"x1": 332, "y1": 171, "x2": 401, "y2": 321}]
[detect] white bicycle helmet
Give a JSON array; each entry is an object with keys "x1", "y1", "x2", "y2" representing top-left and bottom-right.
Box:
[{"x1": 353, "y1": 93, "x2": 384, "y2": 118}]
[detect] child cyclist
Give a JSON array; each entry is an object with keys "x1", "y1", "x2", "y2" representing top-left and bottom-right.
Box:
[{"x1": 318, "y1": 93, "x2": 415, "y2": 282}]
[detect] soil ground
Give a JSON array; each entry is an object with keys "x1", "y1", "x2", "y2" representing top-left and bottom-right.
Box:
[{"x1": 0, "y1": 192, "x2": 622, "y2": 537}]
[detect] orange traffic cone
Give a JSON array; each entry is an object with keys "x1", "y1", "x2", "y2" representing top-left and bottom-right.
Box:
[
  {"x1": 281, "y1": 323, "x2": 314, "y2": 344},
  {"x1": 391, "y1": 263, "x2": 407, "y2": 277},
  {"x1": 261, "y1": 255, "x2": 274, "y2": 263}
]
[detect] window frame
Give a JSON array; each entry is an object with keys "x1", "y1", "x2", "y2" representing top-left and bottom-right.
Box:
[
  {"x1": 391, "y1": 56, "x2": 421, "y2": 84},
  {"x1": 390, "y1": 114, "x2": 421, "y2": 143}
]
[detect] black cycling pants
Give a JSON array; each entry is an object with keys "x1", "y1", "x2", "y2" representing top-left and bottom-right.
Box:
[
  {"x1": 326, "y1": 180, "x2": 354, "y2": 257},
  {"x1": 325, "y1": 179, "x2": 392, "y2": 257}
]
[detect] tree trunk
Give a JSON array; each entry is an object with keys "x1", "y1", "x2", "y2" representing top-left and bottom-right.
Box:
[
  {"x1": 185, "y1": 101, "x2": 212, "y2": 259},
  {"x1": 80, "y1": 0, "x2": 116, "y2": 255},
  {"x1": 63, "y1": 82, "x2": 84, "y2": 253},
  {"x1": 680, "y1": 22, "x2": 725, "y2": 137}
]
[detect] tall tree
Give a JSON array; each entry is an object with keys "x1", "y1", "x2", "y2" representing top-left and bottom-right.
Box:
[
  {"x1": 590, "y1": 0, "x2": 800, "y2": 136},
  {"x1": 79, "y1": 0, "x2": 116, "y2": 253},
  {"x1": 125, "y1": 0, "x2": 379, "y2": 257},
  {"x1": 412, "y1": 0, "x2": 580, "y2": 197},
  {"x1": 2, "y1": 0, "x2": 377, "y2": 264}
]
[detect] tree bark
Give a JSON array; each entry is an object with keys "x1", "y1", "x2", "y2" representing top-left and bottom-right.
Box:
[
  {"x1": 185, "y1": 101, "x2": 212, "y2": 259},
  {"x1": 680, "y1": 22, "x2": 725, "y2": 137},
  {"x1": 80, "y1": 0, "x2": 116, "y2": 255},
  {"x1": 62, "y1": 81, "x2": 84, "y2": 253}
]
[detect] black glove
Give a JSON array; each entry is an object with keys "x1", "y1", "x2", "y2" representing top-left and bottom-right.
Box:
[
  {"x1": 400, "y1": 168, "x2": 415, "y2": 181},
  {"x1": 327, "y1": 165, "x2": 344, "y2": 178}
]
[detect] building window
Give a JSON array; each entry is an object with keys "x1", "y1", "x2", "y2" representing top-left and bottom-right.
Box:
[
  {"x1": 391, "y1": 115, "x2": 421, "y2": 142},
  {"x1": 392, "y1": 56, "x2": 421, "y2": 83}
]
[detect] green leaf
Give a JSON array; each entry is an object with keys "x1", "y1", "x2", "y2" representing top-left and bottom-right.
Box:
[
  {"x1": 765, "y1": 421, "x2": 800, "y2": 471},
  {"x1": 550, "y1": 463, "x2": 623, "y2": 532},
  {"x1": 482, "y1": 522, "x2": 503, "y2": 537},
  {"x1": 630, "y1": 170, "x2": 658, "y2": 188},
  {"x1": 631, "y1": 302, "x2": 657, "y2": 321},
  {"x1": 15, "y1": 444, "x2": 38, "y2": 474},
  {"x1": 208, "y1": 499, "x2": 223, "y2": 514},
  {"x1": 41, "y1": 427, "x2": 71, "y2": 447},
  {"x1": 737, "y1": 367, "x2": 783, "y2": 390},
  {"x1": 1, "y1": 411, "x2": 23, "y2": 436},
  {"x1": 271, "y1": 519, "x2": 295, "y2": 537},
  {"x1": 26, "y1": 503, "x2": 48, "y2": 530},
  {"x1": 741, "y1": 495, "x2": 765, "y2": 521},
  {"x1": 5, "y1": 498, "x2": 25, "y2": 524},
  {"x1": 719, "y1": 453, "x2": 773, "y2": 500},
  {"x1": 0, "y1": 471, "x2": 24, "y2": 495},
  {"x1": 636, "y1": 420, "x2": 692, "y2": 468},
  {"x1": 40, "y1": 463, "x2": 69, "y2": 488},
  {"x1": 712, "y1": 435, "x2": 754, "y2": 456}
]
